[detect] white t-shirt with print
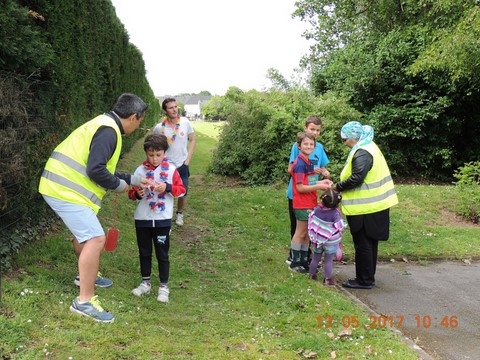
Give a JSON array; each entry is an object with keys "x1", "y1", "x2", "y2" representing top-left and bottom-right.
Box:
[{"x1": 153, "y1": 116, "x2": 194, "y2": 168}]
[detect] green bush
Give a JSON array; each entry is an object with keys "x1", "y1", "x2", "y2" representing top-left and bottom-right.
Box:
[
  {"x1": 208, "y1": 88, "x2": 361, "y2": 185},
  {"x1": 453, "y1": 161, "x2": 480, "y2": 223}
]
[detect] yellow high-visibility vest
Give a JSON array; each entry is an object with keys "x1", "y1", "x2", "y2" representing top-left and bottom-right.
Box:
[
  {"x1": 340, "y1": 142, "x2": 398, "y2": 216},
  {"x1": 38, "y1": 115, "x2": 122, "y2": 213}
]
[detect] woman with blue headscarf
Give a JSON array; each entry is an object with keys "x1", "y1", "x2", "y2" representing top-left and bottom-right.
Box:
[{"x1": 332, "y1": 121, "x2": 398, "y2": 289}]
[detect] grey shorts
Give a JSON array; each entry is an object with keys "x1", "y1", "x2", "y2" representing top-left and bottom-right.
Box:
[{"x1": 42, "y1": 195, "x2": 104, "y2": 243}]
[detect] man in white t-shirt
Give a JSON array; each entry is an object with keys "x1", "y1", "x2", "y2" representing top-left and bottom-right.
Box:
[{"x1": 153, "y1": 98, "x2": 196, "y2": 226}]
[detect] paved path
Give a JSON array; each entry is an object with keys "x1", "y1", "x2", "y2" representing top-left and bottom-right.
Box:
[{"x1": 332, "y1": 260, "x2": 480, "y2": 360}]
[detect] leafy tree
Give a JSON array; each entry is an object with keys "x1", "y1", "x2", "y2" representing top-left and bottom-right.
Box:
[
  {"x1": 202, "y1": 96, "x2": 229, "y2": 121},
  {"x1": 294, "y1": 0, "x2": 480, "y2": 180},
  {"x1": 266, "y1": 68, "x2": 291, "y2": 91}
]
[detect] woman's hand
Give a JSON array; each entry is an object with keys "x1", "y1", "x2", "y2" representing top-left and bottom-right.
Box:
[{"x1": 317, "y1": 178, "x2": 333, "y2": 191}]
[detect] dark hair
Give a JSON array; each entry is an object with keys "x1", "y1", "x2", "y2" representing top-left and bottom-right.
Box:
[
  {"x1": 320, "y1": 188, "x2": 342, "y2": 209},
  {"x1": 305, "y1": 115, "x2": 323, "y2": 127},
  {"x1": 143, "y1": 134, "x2": 169, "y2": 152},
  {"x1": 162, "y1": 97, "x2": 176, "y2": 111},
  {"x1": 296, "y1": 131, "x2": 315, "y2": 147},
  {"x1": 112, "y1": 93, "x2": 148, "y2": 119}
]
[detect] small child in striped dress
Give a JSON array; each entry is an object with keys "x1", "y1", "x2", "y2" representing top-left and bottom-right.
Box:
[{"x1": 308, "y1": 188, "x2": 347, "y2": 285}]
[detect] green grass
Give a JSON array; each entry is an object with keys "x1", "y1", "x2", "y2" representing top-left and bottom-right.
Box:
[{"x1": 0, "y1": 121, "x2": 477, "y2": 359}]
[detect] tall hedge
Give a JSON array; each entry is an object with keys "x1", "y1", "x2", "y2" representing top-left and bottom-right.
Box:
[{"x1": 0, "y1": 0, "x2": 160, "y2": 268}]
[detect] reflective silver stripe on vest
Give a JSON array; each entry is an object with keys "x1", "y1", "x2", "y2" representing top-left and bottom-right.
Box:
[
  {"x1": 342, "y1": 188, "x2": 397, "y2": 206},
  {"x1": 41, "y1": 170, "x2": 102, "y2": 207},
  {"x1": 352, "y1": 175, "x2": 394, "y2": 192},
  {"x1": 50, "y1": 151, "x2": 87, "y2": 176}
]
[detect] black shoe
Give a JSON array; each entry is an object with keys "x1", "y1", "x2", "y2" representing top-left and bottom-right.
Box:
[
  {"x1": 342, "y1": 278, "x2": 374, "y2": 289},
  {"x1": 289, "y1": 262, "x2": 309, "y2": 273}
]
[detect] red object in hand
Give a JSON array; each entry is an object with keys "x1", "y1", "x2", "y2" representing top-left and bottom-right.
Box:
[{"x1": 105, "y1": 228, "x2": 119, "y2": 251}]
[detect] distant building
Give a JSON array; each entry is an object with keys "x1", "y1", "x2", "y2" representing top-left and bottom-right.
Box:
[{"x1": 157, "y1": 95, "x2": 212, "y2": 120}]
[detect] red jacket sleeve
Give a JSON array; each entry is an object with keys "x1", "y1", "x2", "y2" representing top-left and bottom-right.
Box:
[
  {"x1": 128, "y1": 186, "x2": 141, "y2": 200},
  {"x1": 170, "y1": 170, "x2": 186, "y2": 197}
]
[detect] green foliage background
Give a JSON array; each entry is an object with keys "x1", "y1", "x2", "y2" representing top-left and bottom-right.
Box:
[
  {"x1": 204, "y1": 0, "x2": 480, "y2": 190},
  {"x1": 294, "y1": 0, "x2": 480, "y2": 180},
  {"x1": 2, "y1": 0, "x2": 480, "y2": 267},
  {"x1": 0, "y1": 0, "x2": 160, "y2": 267},
  {"x1": 207, "y1": 87, "x2": 361, "y2": 185}
]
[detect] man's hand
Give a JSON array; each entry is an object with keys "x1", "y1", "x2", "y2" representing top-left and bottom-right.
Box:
[
  {"x1": 317, "y1": 179, "x2": 334, "y2": 191},
  {"x1": 139, "y1": 177, "x2": 152, "y2": 187}
]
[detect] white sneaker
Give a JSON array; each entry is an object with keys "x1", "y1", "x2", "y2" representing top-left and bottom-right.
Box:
[
  {"x1": 132, "y1": 281, "x2": 151, "y2": 297},
  {"x1": 176, "y1": 212, "x2": 184, "y2": 226},
  {"x1": 157, "y1": 286, "x2": 169, "y2": 303}
]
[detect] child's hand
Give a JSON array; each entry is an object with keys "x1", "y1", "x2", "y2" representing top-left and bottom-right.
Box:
[
  {"x1": 139, "y1": 177, "x2": 152, "y2": 188},
  {"x1": 153, "y1": 182, "x2": 167, "y2": 193},
  {"x1": 316, "y1": 167, "x2": 330, "y2": 179},
  {"x1": 141, "y1": 179, "x2": 156, "y2": 193}
]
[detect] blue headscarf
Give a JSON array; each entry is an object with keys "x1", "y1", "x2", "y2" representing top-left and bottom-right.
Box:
[{"x1": 341, "y1": 121, "x2": 374, "y2": 156}]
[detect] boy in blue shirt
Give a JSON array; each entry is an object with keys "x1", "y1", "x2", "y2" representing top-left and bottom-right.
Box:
[{"x1": 286, "y1": 115, "x2": 330, "y2": 265}]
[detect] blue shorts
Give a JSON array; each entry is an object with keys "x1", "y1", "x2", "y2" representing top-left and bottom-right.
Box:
[
  {"x1": 312, "y1": 242, "x2": 338, "y2": 255},
  {"x1": 42, "y1": 195, "x2": 104, "y2": 243},
  {"x1": 177, "y1": 164, "x2": 190, "y2": 196}
]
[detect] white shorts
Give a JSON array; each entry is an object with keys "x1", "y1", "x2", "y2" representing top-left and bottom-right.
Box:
[{"x1": 42, "y1": 195, "x2": 105, "y2": 243}]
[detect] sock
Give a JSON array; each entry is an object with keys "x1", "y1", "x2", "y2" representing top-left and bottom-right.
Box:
[
  {"x1": 310, "y1": 252, "x2": 322, "y2": 276},
  {"x1": 290, "y1": 250, "x2": 301, "y2": 263},
  {"x1": 324, "y1": 253, "x2": 334, "y2": 279},
  {"x1": 300, "y1": 243, "x2": 309, "y2": 251},
  {"x1": 300, "y1": 243, "x2": 310, "y2": 264},
  {"x1": 290, "y1": 243, "x2": 302, "y2": 263},
  {"x1": 160, "y1": 283, "x2": 168, "y2": 289},
  {"x1": 142, "y1": 277, "x2": 151, "y2": 285},
  {"x1": 300, "y1": 250, "x2": 309, "y2": 265}
]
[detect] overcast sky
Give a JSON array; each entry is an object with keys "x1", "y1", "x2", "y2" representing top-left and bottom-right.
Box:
[{"x1": 111, "y1": 0, "x2": 312, "y2": 96}]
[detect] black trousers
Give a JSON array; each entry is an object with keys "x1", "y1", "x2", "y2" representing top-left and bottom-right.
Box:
[
  {"x1": 347, "y1": 208, "x2": 390, "y2": 286},
  {"x1": 135, "y1": 227, "x2": 170, "y2": 284},
  {"x1": 288, "y1": 198, "x2": 296, "y2": 238},
  {"x1": 351, "y1": 227, "x2": 379, "y2": 285}
]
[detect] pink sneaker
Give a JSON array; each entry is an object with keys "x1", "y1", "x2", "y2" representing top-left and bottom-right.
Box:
[{"x1": 323, "y1": 278, "x2": 336, "y2": 286}]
